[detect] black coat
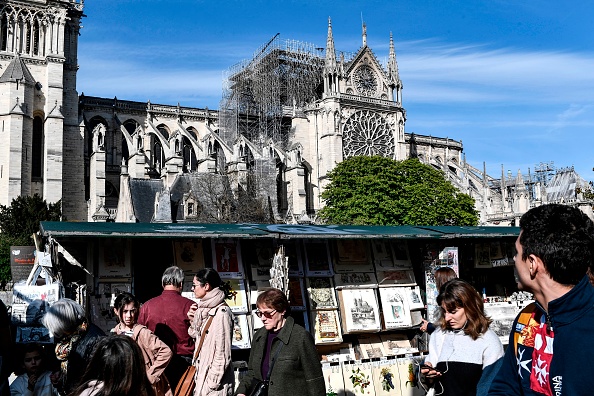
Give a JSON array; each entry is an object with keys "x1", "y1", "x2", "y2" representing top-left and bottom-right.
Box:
[
  {"x1": 61, "y1": 323, "x2": 105, "y2": 395},
  {"x1": 235, "y1": 316, "x2": 325, "y2": 396}
]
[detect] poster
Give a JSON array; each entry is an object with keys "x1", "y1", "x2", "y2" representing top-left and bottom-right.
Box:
[
  {"x1": 311, "y1": 309, "x2": 343, "y2": 344},
  {"x1": 304, "y1": 240, "x2": 333, "y2": 276},
  {"x1": 392, "y1": 241, "x2": 412, "y2": 268},
  {"x1": 307, "y1": 277, "x2": 338, "y2": 309},
  {"x1": 334, "y1": 272, "x2": 378, "y2": 289},
  {"x1": 225, "y1": 279, "x2": 248, "y2": 313},
  {"x1": 378, "y1": 287, "x2": 412, "y2": 329},
  {"x1": 99, "y1": 239, "x2": 131, "y2": 278},
  {"x1": 377, "y1": 270, "x2": 416, "y2": 287},
  {"x1": 371, "y1": 240, "x2": 395, "y2": 269},
  {"x1": 339, "y1": 289, "x2": 381, "y2": 333},
  {"x1": 173, "y1": 240, "x2": 205, "y2": 273},
  {"x1": 246, "y1": 240, "x2": 275, "y2": 281},
  {"x1": 231, "y1": 314, "x2": 251, "y2": 349},
  {"x1": 211, "y1": 239, "x2": 244, "y2": 278},
  {"x1": 334, "y1": 240, "x2": 373, "y2": 273},
  {"x1": 10, "y1": 246, "x2": 36, "y2": 283}
]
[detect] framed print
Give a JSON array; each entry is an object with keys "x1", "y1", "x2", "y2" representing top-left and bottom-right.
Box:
[
  {"x1": 370, "y1": 240, "x2": 395, "y2": 269},
  {"x1": 311, "y1": 309, "x2": 343, "y2": 344},
  {"x1": 173, "y1": 240, "x2": 205, "y2": 273},
  {"x1": 358, "y1": 334, "x2": 387, "y2": 359},
  {"x1": 288, "y1": 278, "x2": 307, "y2": 311},
  {"x1": 244, "y1": 239, "x2": 275, "y2": 281},
  {"x1": 334, "y1": 272, "x2": 378, "y2": 289},
  {"x1": 378, "y1": 287, "x2": 412, "y2": 329},
  {"x1": 380, "y1": 333, "x2": 415, "y2": 356},
  {"x1": 334, "y1": 240, "x2": 373, "y2": 273},
  {"x1": 98, "y1": 239, "x2": 131, "y2": 278},
  {"x1": 338, "y1": 288, "x2": 381, "y2": 333},
  {"x1": 392, "y1": 241, "x2": 412, "y2": 268},
  {"x1": 225, "y1": 279, "x2": 248, "y2": 313},
  {"x1": 281, "y1": 240, "x2": 304, "y2": 277},
  {"x1": 307, "y1": 277, "x2": 338, "y2": 309},
  {"x1": 211, "y1": 239, "x2": 244, "y2": 278},
  {"x1": 408, "y1": 286, "x2": 425, "y2": 310},
  {"x1": 377, "y1": 269, "x2": 416, "y2": 287},
  {"x1": 231, "y1": 314, "x2": 251, "y2": 349},
  {"x1": 474, "y1": 243, "x2": 492, "y2": 269},
  {"x1": 304, "y1": 240, "x2": 333, "y2": 276}
]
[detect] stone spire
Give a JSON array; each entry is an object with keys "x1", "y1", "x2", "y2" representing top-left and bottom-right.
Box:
[
  {"x1": 388, "y1": 32, "x2": 399, "y2": 82},
  {"x1": 362, "y1": 22, "x2": 367, "y2": 47},
  {"x1": 325, "y1": 17, "x2": 337, "y2": 72}
]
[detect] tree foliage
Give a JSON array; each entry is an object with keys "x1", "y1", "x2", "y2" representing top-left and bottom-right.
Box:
[
  {"x1": 319, "y1": 156, "x2": 478, "y2": 226},
  {"x1": 0, "y1": 194, "x2": 62, "y2": 283}
]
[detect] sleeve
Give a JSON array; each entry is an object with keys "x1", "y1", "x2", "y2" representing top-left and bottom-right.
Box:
[
  {"x1": 188, "y1": 309, "x2": 198, "y2": 340},
  {"x1": 235, "y1": 330, "x2": 262, "y2": 395},
  {"x1": 299, "y1": 330, "x2": 325, "y2": 396},
  {"x1": 139, "y1": 327, "x2": 173, "y2": 384},
  {"x1": 487, "y1": 320, "x2": 522, "y2": 396},
  {"x1": 204, "y1": 309, "x2": 233, "y2": 392},
  {"x1": 10, "y1": 375, "x2": 32, "y2": 396},
  {"x1": 426, "y1": 329, "x2": 442, "y2": 366},
  {"x1": 482, "y1": 330, "x2": 504, "y2": 368},
  {"x1": 137, "y1": 303, "x2": 149, "y2": 327}
]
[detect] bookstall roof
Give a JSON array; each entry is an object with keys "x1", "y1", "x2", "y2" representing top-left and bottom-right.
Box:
[{"x1": 40, "y1": 222, "x2": 520, "y2": 240}]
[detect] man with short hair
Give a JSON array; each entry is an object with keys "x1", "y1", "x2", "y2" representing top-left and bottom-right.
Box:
[
  {"x1": 138, "y1": 266, "x2": 195, "y2": 390},
  {"x1": 488, "y1": 204, "x2": 594, "y2": 395}
]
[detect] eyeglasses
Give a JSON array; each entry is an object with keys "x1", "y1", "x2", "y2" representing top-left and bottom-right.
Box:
[
  {"x1": 191, "y1": 283, "x2": 202, "y2": 290},
  {"x1": 254, "y1": 309, "x2": 277, "y2": 319}
]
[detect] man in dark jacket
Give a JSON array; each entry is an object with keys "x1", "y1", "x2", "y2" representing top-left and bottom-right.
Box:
[
  {"x1": 488, "y1": 204, "x2": 594, "y2": 396},
  {"x1": 138, "y1": 266, "x2": 195, "y2": 390}
]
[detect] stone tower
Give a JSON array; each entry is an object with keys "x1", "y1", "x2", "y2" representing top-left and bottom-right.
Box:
[{"x1": 0, "y1": 0, "x2": 84, "y2": 219}]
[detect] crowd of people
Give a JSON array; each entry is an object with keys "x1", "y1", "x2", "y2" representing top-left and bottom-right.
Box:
[{"x1": 0, "y1": 203, "x2": 593, "y2": 395}]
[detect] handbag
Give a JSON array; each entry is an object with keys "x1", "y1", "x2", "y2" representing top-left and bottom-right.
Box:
[
  {"x1": 247, "y1": 341, "x2": 284, "y2": 396},
  {"x1": 174, "y1": 308, "x2": 217, "y2": 396}
]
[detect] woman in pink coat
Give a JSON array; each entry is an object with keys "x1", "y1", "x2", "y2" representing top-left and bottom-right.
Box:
[
  {"x1": 112, "y1": 292, "x2": 173, "y2": 396},
  {"x1": 187, "y1": 268, "x2": 234, "y2": 396}
]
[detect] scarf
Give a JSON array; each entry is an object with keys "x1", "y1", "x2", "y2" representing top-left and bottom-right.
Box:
[
  {"x1": 194, "y1": 288, "x2": 225, "y2": 332},
  {"x1": 55, "y1": 321, "x2": 88, "y2": 378}
]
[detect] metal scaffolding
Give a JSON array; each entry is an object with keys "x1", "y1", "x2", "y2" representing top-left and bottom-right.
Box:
[{"x1": 219, "y1": 35, "x2": 325, "y2": 148}]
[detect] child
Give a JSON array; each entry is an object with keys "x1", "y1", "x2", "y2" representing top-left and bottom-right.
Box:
[
  {"x1": 112, "y1": 293, "x2": 172, "y2": 396},
  {"x1": 10, "y1": 343, "x2": 59, "y2": 396}
]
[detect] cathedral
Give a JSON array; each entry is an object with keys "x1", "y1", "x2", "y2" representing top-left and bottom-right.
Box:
[{"x1": 0, "y1": 0, "x2": 591, "y2": 226}]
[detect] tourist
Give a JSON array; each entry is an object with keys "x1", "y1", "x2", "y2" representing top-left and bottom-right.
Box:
[
  {"x1": 235, "y1": 288, "x2": 325, "y2": 396},
  {"x1": 10, "y1": 343, "x2": 58, "y2": 396},
  {"x1": 112, "y1": 292, "x2": 172, "y2": 396},
  {"x1": 420, "y1": 266, "x2": 458, "y2": 334},
  {"x1": 138, "y1": 266, "x2": 195, "y2": 389}
]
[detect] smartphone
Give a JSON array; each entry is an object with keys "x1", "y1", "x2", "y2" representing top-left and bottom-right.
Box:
[{"x1": 420, "y1": 364, "x2": 442, "y2": 374}]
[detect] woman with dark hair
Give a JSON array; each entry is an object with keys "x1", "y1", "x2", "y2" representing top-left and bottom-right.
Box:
[
  {"x1": 235, "y1": 288, "x2": 325, "y2": 396},
  {"x1": 187, "y1": 268, "x2": 234, "y2": 395},
  {"x1": 421, "y1": 279, "x2": 503, "y2": 396},
  {"x1": 420, "y1": 267, "x2": 458, "y2": 334},
  {"x1": 71, "y1": 335, "x2": 156, "y2": 396},
  {"x1": 112, "y1": 292, "x2": 172, "y2": 396},
  {"x1": 42, "y1": 298, "x2": 105, "y2": 396}
]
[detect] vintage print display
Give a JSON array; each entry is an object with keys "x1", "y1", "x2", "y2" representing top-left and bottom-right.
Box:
[
  {"x1": 339, "y1": 289, "x2": 381, "y2": 333},
  {"x1": 372, "y1": 360, "x2": 402, "y2": 396},
  {"x1": 343, "y1": 362, "x2": 376, "y2": 396},
  {"x1": 322, "y1": 363, "x2": 346, "y2": 396},
  {"x1": 395, "y1": 358, "x2": 424, "y2": 396},
  {"x1": 377, "y1": 269, "x2": 416, "y2": 287},
  {"x1": 98, "y1": 239, "x2": 131, "y2": 278},
  {"x1": 173, "y1": 240, "x2": 205, "y2": 273},
  {"x1": 307, "y1": 277, "x2": 338, "y2": 309},
  {"x1": 438, "y1": 247, "x2": 459, "y2": 274},
  {"x1": 357, "y1": 334, "x2": 387, "y2": 359},
  {"x1": 312, "y1": 310, "x2": 343, "y2": 344},
  {"x1": 334, "y1": 240, "x2": 374, "y2": 273},
  {"x1": 282, "y1": 240, "x2": 304, "y2": 277},
  {"x1": 231, "y1": 314, "x2": 251, "y2": 349},
  {"x1": 304, "y1": 240, "x2": 333, "y2": 276},
  {"x1": 391, "y1": 241, "x2": 412, "y2": 268},
  {"x1": 378, "y1": 287, "x2": 412, "y2": 329},
  {"x1": 334, "y1": 272, "x2": 378, "y2": 289},
  {"x1": 288, "y1": 278, "x2": 307, "y2": 311},
  {"x1": 474, "y1": 243, "x2": 492, "y2": 268},
  {"x1": 370, "y1": 240, "x2": 395, "y2": 269},
  {"x1": 245, "y1": 240, "x2": 275, "y2": 281},
  {"x1": 225, "y1": 279, "x2": 248, "y2": 313},
  {"x1": 484, "y1": 302, "x2": 523, "y2": 345},
  {"x1": 407, "y1": 286, "x2": 424, "y2": 310},
  {"x1": 211, "y1": 239, "x2": 244, "y2": 278},
  {"x1": 380, "y1": 333, "x2": 416, "y2": 355}
]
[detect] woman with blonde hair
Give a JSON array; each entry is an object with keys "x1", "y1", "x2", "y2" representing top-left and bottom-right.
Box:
[{"x1": 421, "y1": 279, "x2": 503, "y2": 396}]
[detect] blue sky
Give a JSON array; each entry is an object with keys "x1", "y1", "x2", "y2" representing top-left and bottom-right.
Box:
[{"x1": 77, "y1": 0, "x2": 594, "y2": 181}]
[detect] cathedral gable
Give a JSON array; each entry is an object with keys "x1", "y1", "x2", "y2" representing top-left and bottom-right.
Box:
[{"x1": 344, "y1": 47, "x2": 391, "y2": 100}]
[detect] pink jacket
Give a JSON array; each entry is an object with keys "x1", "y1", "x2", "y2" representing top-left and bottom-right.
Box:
[
  {"x1": 189, "y1": 303, "x2": 234, "y2": 396},
  {"x1": 113, "y1": 323, "x2": 173, "y2": 396}
]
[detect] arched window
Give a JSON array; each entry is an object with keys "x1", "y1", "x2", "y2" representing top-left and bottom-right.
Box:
[
  {"x1": 0, "y1": 15, "x2": 8, "y2": 52},
  {"x1": 182, "y1": 137, "x2": 197, "y2": 172},
  {"x1": 32, "y1": 116, "x2": 43, "y2": 178}
]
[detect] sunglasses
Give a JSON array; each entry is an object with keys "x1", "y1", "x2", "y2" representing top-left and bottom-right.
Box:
[{"x1": 254, "y1": 309, "x2": 277, "y2": 319}]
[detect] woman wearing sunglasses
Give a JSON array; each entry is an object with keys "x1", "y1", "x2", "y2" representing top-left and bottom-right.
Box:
[
  {"x1": 235, "y1": 288, "x2": 325, "y2": 396},
  {"x1": 187, "y1": 268, "x2": 235, "y2": 395}
]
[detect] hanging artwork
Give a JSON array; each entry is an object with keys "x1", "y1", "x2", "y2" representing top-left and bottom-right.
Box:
[
  {"x1": 211, "y1": 239, "x2": 244, "y2": 278},
  {"x1": 333, "y1": 240, "x2": 374, "y2": 273},
  {"x1": 408, "y1": 286, "x2": 425, "y2": 310},
  {"x1": 370, "y1": 240, "x2": 395, "y2": 269},
  {"x1": 246, "y1": 240, "x2": 275, "y2": 281},
  {"x1": 391, "y1": 241, "x2": 412, "y2": 268},
  {"x1": 288, "y1": 278, "x2": 307, "y2": 311},
  {"x1": 98, "y1": 239, "x2": 131, "y2": 278},
  {"x1": 334, "y1": 272, "x2": 378, "y2": 289},
  {"x1": 231, "y1": 314, "x2": 251, "y2": 349},
  {"x1": 378, "y1": 287, "x2": 412, "y2": 329},
  {"x1": 312, "y1": 309, "x2": 343, "y2": 344},
  {"x1": 371, "y1": 360, "x2": 401, "y2": 396},
  {"x1": 304, "y1": 240, "x2": 333, "y2": 276},
  {"x1": 474, "y1": 243, "x2": 492, "y2": 268},
  {"x1": 225, "y1": 279, "x2": 248, "y2": 313},
  {"x1": 377, "y1": 270, "x2": 416, "y2": 287},
  {"x1": 307, "y1": 277, "x2": 338, "y2": 309},
  {"x1": 173, "y1": 240, "x2": 205, "y2": 273},
  {"x1": 322, "y1": 363, "x2": 346, "y2": 396},
  {"x1": 397, "y1": 358, "x2": 424, "y2": 396},
  {"x1": 282, "y1": 240, "x2": 305, "y2": 277},
  {"x1": 339, "y1": 289, "x2": 381, "y2": 333}
]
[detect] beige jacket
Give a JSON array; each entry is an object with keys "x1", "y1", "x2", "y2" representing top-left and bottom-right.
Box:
[
  {"x1": 113, "y1": 323, "x2": 173, "y2": 396},
  {"x1": 189, "y1": 302, "x2": 234, "y2": 396}
]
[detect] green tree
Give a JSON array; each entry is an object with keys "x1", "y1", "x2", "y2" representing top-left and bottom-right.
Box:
[
  {"x1": 319, "y1": 156, "x2": 478, "y2": 226},
  {"x1": 0, "y1": 194, "x2": 62, "y2": 283}
]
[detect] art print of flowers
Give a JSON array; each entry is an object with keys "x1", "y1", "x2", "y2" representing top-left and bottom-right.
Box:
[
  {"x1": 380, "y1": 367, "x2": 395, "y2": 391},
  {"x1": 350, "y1": 367, "x2": 371, "y2": 394}
]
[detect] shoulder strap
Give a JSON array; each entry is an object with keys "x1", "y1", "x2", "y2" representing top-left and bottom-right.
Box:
[
  {"x1": 193, "y1": 304, "x2": 223, "y2": 361},
  {"x1": 514, "y1": 302, "x2": 537, "y2": 357}
]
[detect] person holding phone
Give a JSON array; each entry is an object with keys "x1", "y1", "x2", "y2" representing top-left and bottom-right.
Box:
[{"x1": 421, "y1": 279, "x2": 503, "y2": 396}]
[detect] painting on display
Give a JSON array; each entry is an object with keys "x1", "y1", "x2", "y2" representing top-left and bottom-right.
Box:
[
  {"x1": 334, "y1": 272, "x2": 378, "y2": 289},
  {"x1": 311, "y1": 309, "x2": 343, "y2": 344},
  {"x1": 288, "y1": 278, "x2": 307, "y2": 311},
  {"x1": 333, "y1": 240, "x2": 373, "y2": 273},
  {"x1": 339, "y1": 289, "x2": 381, "y2": 333},
  {"x1": 211, "y1": 239, "x2": 244, "y2": 278},
  {"x1": 173, "y1": 240, "x2": 205, "y2": 273},
  {"x1": 408, "y1": 286, "x2": 425, "y2": 310},
  {"x1": 377, "y1": 269, "x2": 416, "y2": 287},
  {"x1": 372, "y1": 360, "x2": 402, "y2": 396},
  {"x1": 378, "y1": 287, "x2": 412, "y2": 329},
  {"x1": 322, "y1": 363, "x2": 346, "y2": 396},
  {"x1": 304, "y1": 240, "x2": 333, "y2": 276},
  {"x1": 225, "y1": 279, "x2": 248, "y2": 313},
  {"x1": 98, "y1": 239, "x2": 131, "y2": 278},
  {"x1": 392, "y1": 241, "x2": 412, "y2": 268},
  {"x1": 307, "y1": 277, "x2": 338, "y2": 309},
  {"x1": 343, "y1": 362, "x2": 376, "y2": 396},
  {"x1": 370, "y1": 240, "x2": 395, "y2": 269},
  {"x1": 245, "y1": 240, "x2": 275, "y2": 281},
  {"x1": 282, "y1": 240, "x2": 304, "y2": 277},
  {"x1": 231, "y1": 314, "x2": 251, "y2": 349}
]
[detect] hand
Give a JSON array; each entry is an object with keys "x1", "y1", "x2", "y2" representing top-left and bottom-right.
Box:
[
  {"x1": 50, "y1": 371, "x2": 61, "y2": 386},
  {"x1": 420, "y1": 319, "x2": 429, "y2": 332},
  {"x1": 27, "y1": 374, "x2": 38, "y2": 390},
  {"x1": 187, "y1": 304, "x2": 198, "y2": 321},
  {"x1": 420, "y1": 362, "x2": 441, "y2": 379}
]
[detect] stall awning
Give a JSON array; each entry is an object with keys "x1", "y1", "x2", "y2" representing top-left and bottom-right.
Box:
[{"x1": 40, "y1": 222, "x2": 520, "y2": 240}]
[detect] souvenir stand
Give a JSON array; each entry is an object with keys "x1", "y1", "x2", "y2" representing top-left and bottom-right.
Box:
[{"x1": 38, "y1": 222, "x2": 523, "y2": 396}]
